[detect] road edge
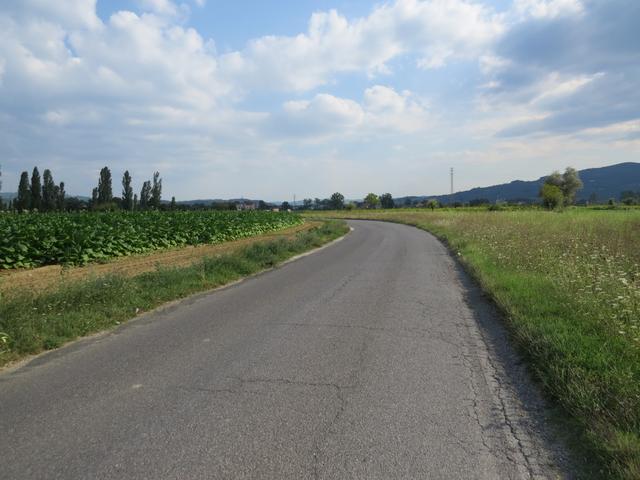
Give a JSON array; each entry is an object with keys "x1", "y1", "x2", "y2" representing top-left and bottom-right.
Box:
[{"x1": 0, "y1": 226, "x2": 353, "y2": 375}]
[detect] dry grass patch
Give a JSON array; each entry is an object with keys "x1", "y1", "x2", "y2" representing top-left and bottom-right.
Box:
[{"x1": 0, "y1": 222, "x2": 319, "y2": 296}]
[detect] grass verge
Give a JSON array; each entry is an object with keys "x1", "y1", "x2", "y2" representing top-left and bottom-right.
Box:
[
  {"x1": 308, "y1": 209, "x2": 640, "y2": 479},
  {"x1": 0, "y1": 220, "x2": 349, "y2": 368}
]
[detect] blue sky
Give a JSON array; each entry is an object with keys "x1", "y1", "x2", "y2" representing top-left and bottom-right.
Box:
[{"x1": 0, "y1": 0, "x2": 638, "y2": 200}]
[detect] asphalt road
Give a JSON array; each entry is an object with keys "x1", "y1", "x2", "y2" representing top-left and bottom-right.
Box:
[{"x1": 0, "y1": 220, "x2": 568, "y2": 479}]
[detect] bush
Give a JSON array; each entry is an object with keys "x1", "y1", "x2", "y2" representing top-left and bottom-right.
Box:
[
  {"x1": 540, "y1": 183, "x2": 564, "y2": 209},
  {"x1": 425, "y1": 199, "x2": 439, "y2": 210},
  {"x1": 487, "y1": 201, "x2": 507, "y2": 211}
]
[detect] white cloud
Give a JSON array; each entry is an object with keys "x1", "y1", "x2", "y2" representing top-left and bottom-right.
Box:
[
  {"x1": 530, "y1": 71, "x2": 603, "y2": 106},
  {"x1": 363, "y1": 85, "x2": 430, "y2": 133},
  {"x1": 10, "y1": 0, "x2": 102, "y2": 30},
  {"x1": 277, "y1": 94, "x2": 365, "y2": 138},
  {"x1": 137, "y1": 0, "x2": 180, "y2": 17},
  {"x1": 512, "y1": 0, "x2": 583, "y2": 20},
  {"x1": 43, "y1": 110, "x2": 71, "y2": 126},
  {"x1": 220, "y1": 0, "x2": 503, "y2": 91},
  {"x1": 0, "y1": 0, "x2": 636, "y2": 199},
  {"x1": 478, "y1": 55, "x2": 511, "y2": 75},
  {"x1": 482, "y1": 0, "x2": 640, "y2": 137},
  {"x1": 271, "y1": 86, "x2": 430, "y2": 140}
]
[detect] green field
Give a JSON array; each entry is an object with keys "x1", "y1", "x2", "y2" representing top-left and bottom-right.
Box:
[
  {"x1": 309, "y1": 208, "x2": 640, "y2": 479},
  {"x1": 0, "y1": 210, "x2": 302, "y2": 269}
]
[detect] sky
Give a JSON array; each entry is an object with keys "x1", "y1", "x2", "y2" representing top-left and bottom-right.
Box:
[{"x1": 0, "y1": 0, "x2": 638, "y2": 201}]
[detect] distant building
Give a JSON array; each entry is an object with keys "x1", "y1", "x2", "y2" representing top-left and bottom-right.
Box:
[{"x1": 236, "y1": 201, "x2": 257, "y2": 211}]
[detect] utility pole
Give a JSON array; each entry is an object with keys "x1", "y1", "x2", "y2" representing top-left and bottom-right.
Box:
[
  {"x1": 450, "y1": 167, "x2": 454, "y2": 196},
  {"x1": 293, "y1": 194, "x2": 296, "y2": 210}
]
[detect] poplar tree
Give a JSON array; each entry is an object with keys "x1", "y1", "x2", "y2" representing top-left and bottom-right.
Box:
[
  {"x1": 57, "y1": 182, "x2": 66, "y2": 210},
  {"x1": 17, "y1": 171, "x2": 30, "y2": 211},
  {"x1": 122, "y1": 170, "x2": 133, "y2": 211},
  {"x1": 150, "y1": 171, "x2": 162, "y2": 209},
  {"x1": 30, "y1": 167, "x2": 42, "y2": 210},
  {"x1": 97, "y1": 166, "x2": 113, "y2": 204},
  {"x1": 140, "y1": 181, "x2": 151, "y2": 209},
  {"x1": 42, "y1": 169, "x2": 57, "y2": 211}
]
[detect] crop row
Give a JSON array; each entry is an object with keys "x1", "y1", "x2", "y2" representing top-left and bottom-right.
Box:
[{"x1": 0, "y1": 211, "x2": 303, "y2": 269}]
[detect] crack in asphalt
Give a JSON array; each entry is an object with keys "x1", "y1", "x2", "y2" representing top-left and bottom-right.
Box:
[
  {"x1": 452, "y1": 293, "x2": 548, "y2": 479},
  {"x1": 269, "y1": 321, "x2": 429, "y2": 338},
  {"x1": 415, "y1": 281, "x2": 539, "y2": 478},
  {"x1": 225, "y1": 375, "x2": 353, "y2": 480},
  {"x1": 227, "y1": 375, "x2": 354, "y2": 391}
]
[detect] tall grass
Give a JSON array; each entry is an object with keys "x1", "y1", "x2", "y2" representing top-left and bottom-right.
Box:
[
  {"x1": 0, "y1": 220, "x2": 348, "y2": 367},
  {"x1": 314, "y1": 208, "x2": 640, "y2": 479}
]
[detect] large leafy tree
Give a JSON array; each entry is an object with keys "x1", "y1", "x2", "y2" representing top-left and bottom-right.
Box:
[
  {"x1": 42, "y1": 169, "x2": 57, "y2": 211},
  {"x1": 364, "y1": 193, "x2": 379, "y2": 209},
  {"x1": 541, "y1": 167, "x2": 583, "y2": 206},
  {"x1": 329, "y1": 192, "x2": 345, "y2": 210},
  {"x1": 97, "y1": 166, "x2": 113, "y2": 204},
  {"x1": 30, "y1": 167, "x2": 42, "y2": 211},
  {"x1": 540, "y1": 183, "x2": 564, "y2": 210},
  {"x1": 380, "y1": 193, "x2": 394, "y2": 209},
  {"x1": 122, "y1": 170, "x2": 134, "y2": 211},
  {"x1": 560, "y1": 167, "x2": 583, "y2": 205}
]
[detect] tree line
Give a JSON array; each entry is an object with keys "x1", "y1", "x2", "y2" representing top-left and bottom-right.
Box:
[
  {"x1": 14, "y1": 167, "x2": 66, "y2": 212},
  {"x1": 2, "y1": 163, "x2": 630, "y2": 213},
  {"x1": 90, "y1": 167, "x2": 164, "y2": 211},
  {"x1": 299, "y1": 192, "x2": 395, "y2": 210},
  {"x1": 7, "y1": 166, "x2": 169, "y2": 212},
  {"x1": 298, "y1": 168, "x2": 584, "y2": 211}
]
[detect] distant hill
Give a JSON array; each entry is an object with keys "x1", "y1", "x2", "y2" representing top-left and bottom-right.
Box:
[
  {"x1": 398, "y1": 162, "x2": 640, "y2": 205},
  {"x1": 0, "y1": 192, "x2": 17, "y2": 201},
  {"x1": 0, "y1": 193, "x2": 273, "y2": 207},
  {"x1": 175, "y1": 198, "x2": 273, "y2": 206},
  {"x1": 4, "y1": 162, "x2": 638, "y2": 207},
  {"x1": 0, "y1": 193, "x2": 90, "y2": 202}
]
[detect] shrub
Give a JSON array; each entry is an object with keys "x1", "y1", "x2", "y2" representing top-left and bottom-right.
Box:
[{"x1": 540, "y1": 183, "x2": 564, "y2": 209}]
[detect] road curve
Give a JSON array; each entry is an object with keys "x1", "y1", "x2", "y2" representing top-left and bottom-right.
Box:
[{"x1": 0, "y1": 220, "x2": 568, "y2": 479}]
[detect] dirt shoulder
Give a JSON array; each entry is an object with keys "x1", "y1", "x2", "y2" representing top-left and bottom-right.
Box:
[{"x1": 0, "y1": 221, "x2": 319, "y2": 296}]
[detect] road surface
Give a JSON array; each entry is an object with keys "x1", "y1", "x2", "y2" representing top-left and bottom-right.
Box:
[{"x1": 0, "y1": 220, "x2": 568, "y2": 479}]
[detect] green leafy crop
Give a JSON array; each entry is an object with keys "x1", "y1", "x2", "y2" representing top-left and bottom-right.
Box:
[{"x1": 0, "y1": 211, "x2": 302, "y2": 269}]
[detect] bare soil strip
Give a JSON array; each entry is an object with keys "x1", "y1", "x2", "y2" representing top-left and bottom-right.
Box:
[{"x1": 0, "y1": 221, "x2": 319, "y2": 296}]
